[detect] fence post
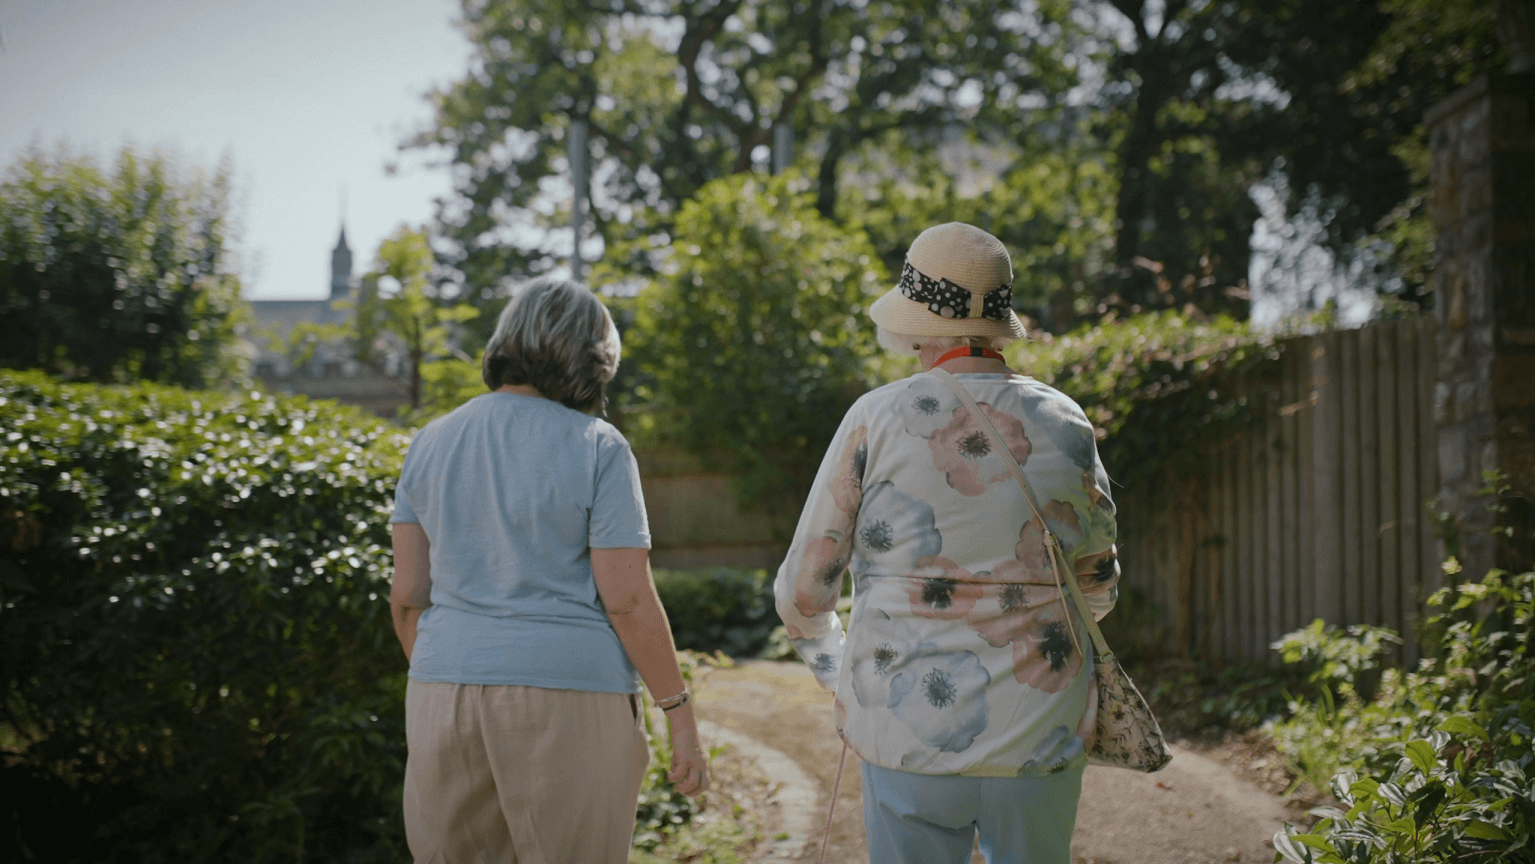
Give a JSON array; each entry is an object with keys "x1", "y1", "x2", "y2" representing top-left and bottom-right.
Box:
[{"x1": 1425, "y1": 27, "x2": 1535, "y2": 576}]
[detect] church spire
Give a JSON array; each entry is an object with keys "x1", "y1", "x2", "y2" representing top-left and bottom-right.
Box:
[
  {"x1": 330, "y1": 226, "x2": 353, "y2": 299},
  {"x1": 329, "y1": 186, "x2": 352, "y2": 299}
]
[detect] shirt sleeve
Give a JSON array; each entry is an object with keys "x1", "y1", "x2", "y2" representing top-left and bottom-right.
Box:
[
  {"x1": 588, "y1": 430, "x2": 651, "y2": 549},
  {"x1": 773, "y1": 403, "x2": 867, "y2": 690},
  {"x1": 389, "y1": 436, "x2": 421, "y2": 525}
]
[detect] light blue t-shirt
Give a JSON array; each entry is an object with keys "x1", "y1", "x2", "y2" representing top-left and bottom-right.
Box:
[{"x1": 390, "y1": 391, "x2": 651, "y2": 693}]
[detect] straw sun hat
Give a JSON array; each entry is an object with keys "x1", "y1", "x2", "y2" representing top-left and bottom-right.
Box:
[{"x1": 867, "y1": 222, "x2": 1025, "y2": 339}]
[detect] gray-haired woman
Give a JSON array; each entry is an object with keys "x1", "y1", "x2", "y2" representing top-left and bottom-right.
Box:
[
  {"x1": 389, "y1": 278, "x2": 708, "y2": 863},
  {"x1": 775, "y1": 223, "x2": 1121, "y2": 863}
]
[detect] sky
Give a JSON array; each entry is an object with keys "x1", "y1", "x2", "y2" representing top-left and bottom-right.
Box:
[{"x1": 0, "y1": 0, "x2": 471, "y2": 300}]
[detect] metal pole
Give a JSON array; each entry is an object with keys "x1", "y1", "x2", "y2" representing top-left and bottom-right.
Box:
[
  {"x1": 569, "y1": 118, "x2": 589, "y2": 280},
  {"x1": 772, "y1": 122, "x2": 793, "y2": 174}
]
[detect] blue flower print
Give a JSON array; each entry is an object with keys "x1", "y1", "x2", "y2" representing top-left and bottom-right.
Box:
[
  {"x1": 1018, "y1": 724, "x2": 1085, "y2": 774},
  {"x1": 1017, "y1": 390, "x2": 1096, "y2": 471},
  {"x1": 897, "y1": 376, "x2": 962, "y2": 439},
  {"x1": 852, "y1": 481, "x2": 943, "y2": 578},
  {"x1": 850, "y1": 608, "x2": 933, "y2": 709},
  {"x1": 888, "y1": 649, "x2": 990, "y2": 753},
  {"x1": 790, "y1": 627, "x2": 844, "y2": 690}
]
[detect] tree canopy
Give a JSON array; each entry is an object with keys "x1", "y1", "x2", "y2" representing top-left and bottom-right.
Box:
[
  {"x1": 622, "y1": 171, "x2": 889, "y2": 514},
  {"x1": 0, "y1": 145, "x2": 245, "y2": 388},
  {"x1": 352, "y1": 227, "x2": 478, "y2": 412},
  {"x1": 414, "y1": 0, "x2": 1503, "y2": 325},
  {"x1": 410, "y1": 0, "x2": 1081, "y2": 301}
]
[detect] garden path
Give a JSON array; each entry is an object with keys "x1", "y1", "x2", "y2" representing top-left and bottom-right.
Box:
[{"x1": 694, "y1": 660, "x2": 1294, "y2": 864}]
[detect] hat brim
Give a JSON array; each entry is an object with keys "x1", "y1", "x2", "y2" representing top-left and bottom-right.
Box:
[{"x1": 868, "y1": 285, "x2": 1026, "y2": 339}]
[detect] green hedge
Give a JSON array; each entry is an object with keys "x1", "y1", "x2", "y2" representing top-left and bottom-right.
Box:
[
  {"x1": 0, "y1": 370, "x2": 787, "y2": 861},
  {"x1": 0, "y1": 371, "x2": 410, "y2": 862},
  {"x1": 652, "y1": 567, "x2": 779, "y2": 658}
]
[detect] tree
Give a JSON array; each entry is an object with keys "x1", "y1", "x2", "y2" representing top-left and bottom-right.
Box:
[
  {"x1": 835, "y1": 126, "x2": 1119, "y2": 331},
  {"x1": 410, "y1": 0, "x2": 1081, "y2": 304},
  {"x1": 1077, "y1": 0, "x2": 1504, "y2": 316},
  {"x1": 352, "y1": 227, "x2": 477, "y2": 412},
  {"x1": 623, "y1": 172, "x2": 888, "y2": 517},
  {"x1": 416, "y1": 0, "x2": 1506, "y2": 342},
  {"x1": 0, "y1": 145, "x2": 244, "y2": 387},
  {"x1": 1274, "y1": 0, "x2": 1505, "y2": 304}
]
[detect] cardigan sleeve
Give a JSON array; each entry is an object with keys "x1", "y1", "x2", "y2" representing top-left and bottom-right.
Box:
[
  {"x1": 773, "y1": 403, "x2": 869, "y2": 690},
  {"x1": 1072, "y1": 437, "x2": 1121, "y2": 622}
]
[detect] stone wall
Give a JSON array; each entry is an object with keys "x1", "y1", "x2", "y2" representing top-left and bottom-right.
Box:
[
  {"x1": 1428, "y1": 72, "x2": 1535, "y2": 575},
  {"x1": 257, "y1": 371, "x2": 411, "y2": 419}
]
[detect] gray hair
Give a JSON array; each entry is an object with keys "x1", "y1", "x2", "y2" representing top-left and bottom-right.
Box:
[
  {"x1": 875, "y1": 326, "x2": 1015, "y2": 357},
  {"x1": 481, "y1": 278, "x2": 621, "y2": 415}
]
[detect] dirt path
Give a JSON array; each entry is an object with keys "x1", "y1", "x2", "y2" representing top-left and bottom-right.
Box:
[{"x1": 695, "y1": 660, "x2": 1292, "y2": 864}]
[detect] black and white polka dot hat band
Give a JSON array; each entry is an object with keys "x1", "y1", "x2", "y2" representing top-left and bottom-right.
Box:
[{"x1": 868, "y1": 222, "x2": 1025, "y2": 339}]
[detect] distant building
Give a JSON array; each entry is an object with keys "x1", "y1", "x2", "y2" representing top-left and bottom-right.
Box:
[{"x1": 243, "y1": 228, "x2": 412, "y2": 417}]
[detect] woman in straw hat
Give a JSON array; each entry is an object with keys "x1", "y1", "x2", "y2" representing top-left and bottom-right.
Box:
[
  {"x1": 775, "y1": 223, "x2": 1120, "y2": 863},
  {"x1": 390, "y1": 278, "x2": 708, "y2": 863}
]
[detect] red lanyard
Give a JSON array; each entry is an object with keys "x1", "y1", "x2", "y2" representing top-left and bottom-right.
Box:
[{"x1": 934, "y1": 345, "x2": 1005, "y2": 366}]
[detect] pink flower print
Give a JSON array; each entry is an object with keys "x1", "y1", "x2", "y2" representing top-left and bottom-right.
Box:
[
  {"x1": 927, "y1": 402, "x2": 1031, "y2": 496},
  {"x1": 1014, "y1": 520, "x2": 1057, "y2": 584},
  {"x1": 965, "y1": 579, "x2": 1049, "y2": 648},
  {"x1": 1011, "y1": 598, "x2": 1083, "y2": 693},
  {"x1": 831, "y1": 426, "x2": 869, "y2": 514},
  {"x1": 1074, "y1": 546, "x2": 1121, "y2": 591},
  {"x1": 1082, "y1": 470, "x2": 1114, "y2": 514},
  {"x1": 795, "y1": 536, "x2": 849, "y2": 617},
  {"x1": 1041, "y1": 499, "x2": 1082, "y2": 553},
  {"x1": 906, "y1": 556, "x2": 983, "y2": 619}
]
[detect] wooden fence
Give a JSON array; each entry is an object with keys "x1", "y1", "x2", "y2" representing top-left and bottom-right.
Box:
[{"x1": 1115, "y1": 316, "x2": 1443, "y2": 664}]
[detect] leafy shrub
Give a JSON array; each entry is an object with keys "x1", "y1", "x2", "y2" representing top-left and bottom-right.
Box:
[
  {"x1": 1271, "y1": 566, "x2": 1535, "y2": 863},
  {"x1": 0, "y1": 371, "x2": 752, "y2": 861},
  {"x1": 0, "y1": 146, "x2": 245, "y2": 387},
  {"x1": 632, "y1": 651, "x2": 757, "y2": 864},
  {"x1": 653, "y1": 567, "x2": 779, "y2": 658},
  {"x1": 1130, "y1": 659, "x2": 1299, "y2": 739},
  {"x1": 1007, "y1": 310, "x2": 1276, "y2": 492},
  {"x1": 1275, "y1": 619, "x2": 1402, "y2": 698},
  {"x1": 623, "y1": 172, "x2": 889, "y2": 513},
  {"x1": 0, "y1": 370, "x2": 410, "y2": 862}
]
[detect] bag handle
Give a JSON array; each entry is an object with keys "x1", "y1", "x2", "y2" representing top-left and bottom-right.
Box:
[{"x1": 928, "y1": 368, "x2": 1115, "y2": 661}]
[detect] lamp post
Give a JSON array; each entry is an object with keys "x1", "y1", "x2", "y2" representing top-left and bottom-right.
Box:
[
  {"x1": 772, "y1": 122, "x2": 793, "y2": 174},
  {"x1": 569, "y1": 117, "x2": 589, "y2": 280}
]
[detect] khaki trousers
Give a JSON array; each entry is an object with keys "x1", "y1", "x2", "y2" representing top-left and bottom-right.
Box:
[{"x1": 403, "y1": 680, "x2": 650, "y2": 864}]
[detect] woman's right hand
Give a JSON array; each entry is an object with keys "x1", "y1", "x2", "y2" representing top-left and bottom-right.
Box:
[{"x1": 664, "y1": 705, "x2": 710, "y2": 797}]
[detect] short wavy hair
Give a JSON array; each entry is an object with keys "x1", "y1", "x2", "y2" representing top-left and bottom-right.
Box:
[
  {"x1": 481, "y1": 278, "x2": 621, "y2": 415},
  {"x1": 875, "y1": 326, "x2": 1016, "y2": 357}
]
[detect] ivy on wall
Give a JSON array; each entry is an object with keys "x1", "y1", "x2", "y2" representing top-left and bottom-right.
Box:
[{"x1": 1008, "y1": 311, "x2": 1281, "y2": 492}]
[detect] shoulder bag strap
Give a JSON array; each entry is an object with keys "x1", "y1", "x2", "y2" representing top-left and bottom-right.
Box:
[{"x1": 928, "y1": 368, "x2": 1115, "y2": 662}]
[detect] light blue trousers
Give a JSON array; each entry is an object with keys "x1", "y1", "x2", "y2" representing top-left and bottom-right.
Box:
[{"x1": 861, "y1": 762, "x2": 1084, "y2": 864}]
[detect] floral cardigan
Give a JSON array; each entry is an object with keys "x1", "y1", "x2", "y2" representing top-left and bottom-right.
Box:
[{"x1": 774, "y1": 371, "x2": 1121, "y2": 777}]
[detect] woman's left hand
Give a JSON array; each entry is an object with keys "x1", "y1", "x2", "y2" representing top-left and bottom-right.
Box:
[{"x1": 665, "y1": 706, "x2": 711, "y2": 797}]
